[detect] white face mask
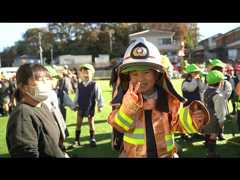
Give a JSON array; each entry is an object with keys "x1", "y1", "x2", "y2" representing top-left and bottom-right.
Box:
[{"x1": 26, "y1": 82, "x2": 52, "y2": 102}]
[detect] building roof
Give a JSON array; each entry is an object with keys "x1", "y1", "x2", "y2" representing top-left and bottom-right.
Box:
[
  {"x1": 215, "y1": 26, "x2": 240, "y2": 40},
  {"x1": 129, "y1": 29, "x2": 175, "y2": 37},
  {"x1": 224, "y1": 26, "x2": 240, "y2": 36},
  {"x1": 199, "y1": 33, "x2": 223, "y2": 43}
]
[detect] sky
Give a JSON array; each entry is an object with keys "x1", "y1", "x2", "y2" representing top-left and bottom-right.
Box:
[
  {"x1": 0, "y1": 23, "x2": 240, "y2": 52},
  {"x1": 0, "y1": 23, "x2": 48, "y2": 52},
  {"x1": 198, "y1": 23, "x2": 240, "y2": 40}
]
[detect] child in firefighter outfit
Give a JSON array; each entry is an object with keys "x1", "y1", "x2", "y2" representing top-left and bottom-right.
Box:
[
  {"x1": 74, "y1": 64, "x2": 104, "y2": 147},
  {"x1": 108, "y1": 37, "x2": 210, "y2": 158},
  {"x1": 203, "y1": 70, "x2": 227, "y2": 157}
]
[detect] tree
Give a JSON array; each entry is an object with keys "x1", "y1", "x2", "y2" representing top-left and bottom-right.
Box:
[
  {"x1": 185, "y1": 23, "x2": 200, "y2": 61},
  {"x1": 0, "y1": 46, "x2": 17, "y2": 67},
  {"x1": 22, "y1": 28, "x2": 55, "y2": 63}
]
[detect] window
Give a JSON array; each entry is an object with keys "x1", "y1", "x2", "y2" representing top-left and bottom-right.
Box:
[
  {"x1": 228, "y1": 49, "x2": 237, "y2": 60},
  {"x1": 159, "y1": 38, "x2": 172, "y2": 45}
]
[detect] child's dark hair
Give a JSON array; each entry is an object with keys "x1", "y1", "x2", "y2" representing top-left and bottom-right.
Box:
[
  {"x1": 211, "y1": 66, "x2": 223, "y2": 72},
  {"x1": 15, "y1": 63, "x2": 49, "y2": 102},
  {"x1": 209, "y1": 82, "x2": 221, "y2": 87}
]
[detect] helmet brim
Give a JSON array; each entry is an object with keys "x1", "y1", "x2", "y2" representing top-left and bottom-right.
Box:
[{"x1": 119, "y1": 62, "x2": 164, "y2": 74}]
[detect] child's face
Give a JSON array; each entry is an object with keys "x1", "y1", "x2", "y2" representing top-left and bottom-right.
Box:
[
  {"x1": 129, "y1": 69, "x2": 157, "y2": 95},
  {"x1": 80, "y1": 68, "x2": 93, "y2": 81},
  {"x1": 191, "y1": 72, "x2": 200, "y2": 79}
]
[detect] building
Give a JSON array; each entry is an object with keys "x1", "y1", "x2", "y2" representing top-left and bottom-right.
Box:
[
  {"x1": 12, "y1": 55, "x2": 41, "y2": 67},
  {"x1": 56, "y1": 54, "x2": 111, "y2": 69},
  {"x1": 193, "y1": 33, "x2": 223, "y2": 62},
  {"x1": 215, "y1": 26, "x2": 240, "y2": 61},
  {"x1": 194, "y1": 26, "x2": 240, "y2": 63},
  {"x1": 129, "y1": 30, "x2": 182, "y2": 64}
]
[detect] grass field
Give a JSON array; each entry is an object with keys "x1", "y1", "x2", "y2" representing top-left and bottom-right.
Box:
[{"x1": 1, "y1": 79, "x2": 240, "y2": 158}]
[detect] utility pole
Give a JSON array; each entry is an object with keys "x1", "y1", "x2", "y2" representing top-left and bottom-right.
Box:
[
  {"x1": 51, "y1": 46, "x2": 53, "y2": 65},
  {"x1": 39, "y1": 32, "x2": 43, "y2": 65},
  {"x1": 109, "y1": 31, "x2": 112, "y2": 53}
]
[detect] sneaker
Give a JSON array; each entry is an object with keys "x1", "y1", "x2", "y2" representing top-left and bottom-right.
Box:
[
  {"x1": 73, "y1": 140, "x2": 80, "y2": 147},
  {"x1": 218, "y1": 134, "x2": 225, "y2": 141},
  {"x1": 90, "y1": 138, "x2": 97, "y2": 147}
]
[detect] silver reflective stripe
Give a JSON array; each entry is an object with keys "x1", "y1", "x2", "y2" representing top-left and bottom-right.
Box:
[
  {"x1": 125, "y1": 133, "x2": 144, "y2": 139},
  {"x1": 117, "y1": 113, "x2": 132, "y2": 127}
]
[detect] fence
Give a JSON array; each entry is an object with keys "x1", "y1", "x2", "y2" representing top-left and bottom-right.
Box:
[{"x1": 94, "y1": 70, "x2": 111, "y2": 80}]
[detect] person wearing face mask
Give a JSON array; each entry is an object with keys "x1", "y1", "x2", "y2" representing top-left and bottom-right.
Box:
[
  {"x1": 6, "y1": 63, "x2": 66, "y2": 158},
  {"x1": 73, "y1": 64, "x2": 104, "y2": 147}
]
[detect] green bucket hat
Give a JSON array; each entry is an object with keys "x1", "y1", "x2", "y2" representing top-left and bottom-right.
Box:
[
  {"x1": 121, "y1": 65, "x2": 154, "y2": 74},
  {"x1": 186, "y1": 64, "x2": 201, "y2": 73},
  {"x1": 80, "y1": 64, "x2": 95, "y2": 73},
  {"x1": 209, "y1": 58, "x2": 225, "y2": 68},
  {"x1": 207, "y1": 70, "x2": 224, "y2": 85}
]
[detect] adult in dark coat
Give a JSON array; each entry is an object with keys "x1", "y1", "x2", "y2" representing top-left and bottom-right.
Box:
[{"x1": 6, "y1": 63, "x2": 66, "y2": 158}]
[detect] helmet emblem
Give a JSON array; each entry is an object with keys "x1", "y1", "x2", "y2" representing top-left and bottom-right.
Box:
[
  {"x1": 130, "y1": 42, "x2": 149, "y2": 59},
  {"x1": 132, "y1": 47, "x2": 147, "y2": 57}
]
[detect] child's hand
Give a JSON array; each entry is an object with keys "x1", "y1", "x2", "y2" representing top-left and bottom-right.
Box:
[
  {"x1": 121, "y1": 82, "x2": 143, "y2": 113},
  {"x1": 74, "y1": 105, "x2": 79, "y2": 111}
]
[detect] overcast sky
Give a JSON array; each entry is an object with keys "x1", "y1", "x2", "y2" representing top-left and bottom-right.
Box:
[{"x1": 0, "y1": 23, "x2": 240, "y2": 52}]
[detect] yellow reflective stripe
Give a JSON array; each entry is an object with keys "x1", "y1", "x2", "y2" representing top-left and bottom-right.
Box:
[
  {"x1": 114, "y1": 110, "x2": 134, "y2": 131},
  {"x1": 115, "y1": 115, "x2": 130, "y2": 131},
  {"x1": 236, "y1": 102, "x2": 240, "y2": 110},
  {"x1": 118, "y1": 110, "x2": 133, "y2": 124},
  {"x1": 133, "y1": 128, "x2": 145, "y2": 134},
  {"x1": 179, "y1": 107, "x2": 197, "y2": 134},
  {"x1": 165, "y1": 134, "x2": 174, "y2": 152},
  {"x1": 124, "y1": 128, "x2": 145, "y2": 145},
  {"x1": 236, "y1": 97, "x2": 240, "y2": 110},
  {"x1": 124, "y1": 136, "x2": 144, "y2": 145}
]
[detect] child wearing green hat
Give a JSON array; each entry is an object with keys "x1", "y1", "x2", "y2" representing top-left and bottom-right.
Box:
[
  {"x1": 182, "y1": 64, "x2": 206, "y2": 106},
  {"x1": 208, "y1": 59, "x2": 232, "y2": 140},
  {"x1": 181, "y1": 64, "x2": 207, "y2": 141},
  {"x1": 74, "y1": 64, "x2": 104, "y2": 147},
  {"x1": 203, "y1": 70, "x2": 227, "y2": 157}
]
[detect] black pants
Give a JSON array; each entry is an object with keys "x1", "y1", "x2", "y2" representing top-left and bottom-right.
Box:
[{"x1": 112, "y1": 128, "x2": 123, "y2": 152}]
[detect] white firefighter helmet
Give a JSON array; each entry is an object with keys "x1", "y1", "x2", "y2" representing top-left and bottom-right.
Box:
[{"x1": 120, "y1": 37, "x2": 164, "y2": 74}]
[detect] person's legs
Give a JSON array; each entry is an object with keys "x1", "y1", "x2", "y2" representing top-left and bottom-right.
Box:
[
  {"x1": 88, "y1": 116, "x2": 96, "y2": 147},
  {"x1": 205, "y1": 134, "x2": 218, "y2": 157},
  {"x1": 75, "y1": 112, "x2": 84, "y2": 146},
  {"x1": 231, "y1": 98, "x2": 236, "y2": 114},
  {"x1": 218, "y1": 122, "x2": 225, "y2": 140},
  {"x1": 237, "y1": 111, "x2": 240, "y2": 131}
]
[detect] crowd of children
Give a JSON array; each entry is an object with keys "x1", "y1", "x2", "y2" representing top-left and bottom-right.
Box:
[{"x1": 4, "y1": 36, "x2": 240, "y2": 158}]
